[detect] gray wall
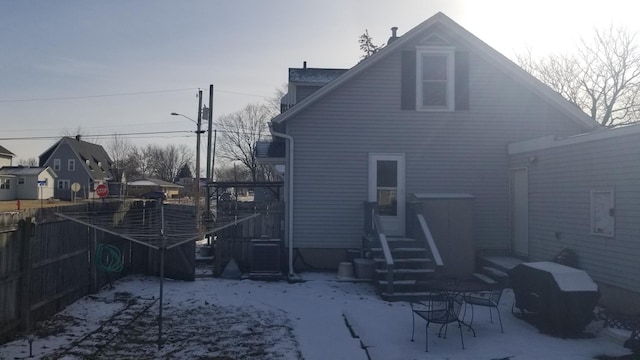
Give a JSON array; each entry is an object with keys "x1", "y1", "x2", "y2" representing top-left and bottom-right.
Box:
[
  {"x1": 509, "y1": 130, "x2": 640, "y2": 295},
  {"x1": 42, "y1": 143, "x2": 90, "y2": 200},
  {"x1": 286, "y1": 33, "x2": 588, "y2": 252}
]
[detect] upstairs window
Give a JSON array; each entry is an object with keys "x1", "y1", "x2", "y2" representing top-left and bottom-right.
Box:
[
  {"x1": 417, "y1": 47, "x2": 454, "y2": 111},
  {"x1": 401, "y1": 47, "x2": 468, "y2": 111},
  {"x1": 53, "y1": 159, "x2": 61, "y2": 171},
  {"x1": 68, "y1": 159, "x2": 75, "y2": 171}
]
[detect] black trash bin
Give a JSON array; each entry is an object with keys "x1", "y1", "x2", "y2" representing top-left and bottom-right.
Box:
[{"x1": 509, "y1": 261, "x2": 599, "y2": 337}]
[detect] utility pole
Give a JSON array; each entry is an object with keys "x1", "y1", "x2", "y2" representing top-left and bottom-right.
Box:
[
  {"x1": 205, "y1": 84, "x2": 213, "y2": 224},
  {"x1": 195, "y1": 89, "x2": 203, "y2": 228}
]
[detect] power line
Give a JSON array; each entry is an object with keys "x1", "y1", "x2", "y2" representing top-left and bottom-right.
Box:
[
  {"x1": 0, "y1": 130, "x2": 193, "y2": 141},
  {"x1": 0, "y1": 88, "x2": 199, "y2": 103},
  {"x1": 0, "y1": 87, "x2": 271, "y2": 103}
]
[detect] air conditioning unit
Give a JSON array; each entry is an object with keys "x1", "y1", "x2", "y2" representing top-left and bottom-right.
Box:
[{"x1": 249, "y1": 238, "x2": 282, "y2": 279}]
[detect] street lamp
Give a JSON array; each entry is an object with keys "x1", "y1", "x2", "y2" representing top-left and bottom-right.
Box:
[{"x1": 171, "y1": 89, "x2": 204, "y2": 226}]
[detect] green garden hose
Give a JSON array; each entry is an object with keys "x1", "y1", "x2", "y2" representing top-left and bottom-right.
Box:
[{"x1": 96, "y1": 243, "x2": 123, "y2": 273}]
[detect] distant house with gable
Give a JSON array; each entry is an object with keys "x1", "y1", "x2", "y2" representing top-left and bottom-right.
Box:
[
  {"x1": 0, "y1": 145, "x2": 15, "y2": 168},
  {"x1": 39, "y1": 136, "x2": 115, "y2": 200},
  {"x1": 0, "y1": 166, "x2": 56, "y2": 200}
]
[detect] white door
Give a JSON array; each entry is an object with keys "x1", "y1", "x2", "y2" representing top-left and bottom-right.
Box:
[
  {"x1": 511, "y1": 168, "x2": 529, "y2": 256},
  {"x1": 369, "y1": 154, "x2": 405, "y2": 236}
]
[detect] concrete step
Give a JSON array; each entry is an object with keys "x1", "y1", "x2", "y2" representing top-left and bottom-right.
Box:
[
  {"x1": 373, "y1": 257, "x2": 432, "y2": 265},
  {"x1": 472, "y1": 272, "x2": 498, "y2": 286}
]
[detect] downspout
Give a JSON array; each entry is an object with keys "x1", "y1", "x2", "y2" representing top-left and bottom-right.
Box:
[{"x1": 269, "y1": 124, "x2": 295, "y2": 278}]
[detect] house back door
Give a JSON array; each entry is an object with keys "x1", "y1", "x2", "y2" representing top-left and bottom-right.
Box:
[
  {"x1": 511, "y1": 168, "x2": 529, "y2": 256},
  {"x1": 369, "y1": 154, "x2": 405, "y2": 236}
]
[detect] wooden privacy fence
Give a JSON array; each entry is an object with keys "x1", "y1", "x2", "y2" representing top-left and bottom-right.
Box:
[
  {"x1": 0, "y1": 203, "x2": 132, "y2": 343},
  {"x1": 214, "y1": 202, "x2": 284, "y2": 275}
]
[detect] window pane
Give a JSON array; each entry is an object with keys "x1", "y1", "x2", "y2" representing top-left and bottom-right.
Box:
[
  {"x1": 422, "y1": 55, "x2": 447, "y2": 81},
  {"x1": 377, "y1": 160, "x2": 397, "y2": 187},
  {"x1": 423, "y1": 82, "x2": 447, "y2": 106},
  {"x1": 377, "y1": 189, "x2": 397, "y2": 216}
]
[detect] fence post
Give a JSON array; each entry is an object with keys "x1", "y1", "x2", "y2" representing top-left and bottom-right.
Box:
[
  {"x1": 89, "y1": 228, "x2": 98, "y2": 293},
  {"x1": 19, "y1": 217, "x2": 33, "y2": 331}
]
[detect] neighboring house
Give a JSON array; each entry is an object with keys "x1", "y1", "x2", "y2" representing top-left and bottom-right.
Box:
[
  {"x1": 508, "y1": 124, "x2": 640, "y2": 312},
  {"x1": 260, "y1": 13, "x2": 598, "y2": 278},
  {"x1": 127, "y1": 178, "x2": 183, "y2": 198},
  {"x1": 0, "y1": 166, "x2": 56, "y2": 200},
  {"x1": 280, "y1": 62, "x2": 348, "y2": 112},
  {"x1": 39, "y1": 136, "x2": 115, "y2": 200},
  {"x1": 0, "y1": 145, "x2": 15, "y2": 167}
]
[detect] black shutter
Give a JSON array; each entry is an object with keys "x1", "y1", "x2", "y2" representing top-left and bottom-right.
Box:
[
  {"x1": 401, "y1": 50, "x2": 416, "y2": 110},
  {"x1": 455, "y1": 51, "x2": 469, "y2": 110}
]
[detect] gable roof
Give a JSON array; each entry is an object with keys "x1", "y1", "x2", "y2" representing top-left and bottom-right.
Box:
[
  {"x1": 0, "y1": 145, "x2": 15, "y2": 158},
  {"x1": 272, "y1": 12, "x2": 598, "y2": 130},
  {"x1": 0, "y1": 166, "x2": 55, "y2": 177},
  {"x1": 39, "y1": 136, "x2": 114, "y2": 181}
]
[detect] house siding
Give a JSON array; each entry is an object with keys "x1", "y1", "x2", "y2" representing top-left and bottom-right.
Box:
[
  {"x1": 509, "y1": 130, "x2": 640, "y2": 294},
  {"x1": 42, "y1": 143, "x2": 89, "y2": 200},
  {"x1": 286, "y1": 35, "x2": 588, "y2": 252}
]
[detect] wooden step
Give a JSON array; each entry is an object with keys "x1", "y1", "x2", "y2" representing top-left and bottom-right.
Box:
[
  {"x1": 371, "y1": 247, "x2": 426, "y2": 253},
  {"x1": 375, "y1": 268, "x2": 435, "y2": 275},
  {"x1": 373, "y1": 257, "x2": 431, "y2": 264}
]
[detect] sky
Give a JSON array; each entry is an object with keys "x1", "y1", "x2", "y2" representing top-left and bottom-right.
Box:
[
  {"x1": 0, "y1": 272, "x2": 631, "y2": 359},
  {"x1": 1, "y1": 0, "x2": 639, "y2": 171}
]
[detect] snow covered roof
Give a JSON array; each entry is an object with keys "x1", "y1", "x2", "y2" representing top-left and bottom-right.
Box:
[
  {"x1": 0, "y1": 166, "x2": 52, "y2": 176},
  {"x1": 289, "y1": 67, "x2": 348, "y2": 84}
]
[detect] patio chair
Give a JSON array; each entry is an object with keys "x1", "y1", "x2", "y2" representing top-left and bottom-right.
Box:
[
  {"x1": 464, "y1": 287, "x2": 504, "y2": 333},
  {"x1": 411, "y1": 292, "x2": 466, "y2": 351}
]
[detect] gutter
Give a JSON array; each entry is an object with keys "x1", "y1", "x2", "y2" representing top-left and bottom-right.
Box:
[{"x1": 269, "y1": 124, "x2": 296, "y2": 278}]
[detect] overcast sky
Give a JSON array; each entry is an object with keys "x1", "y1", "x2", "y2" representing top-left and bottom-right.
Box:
[{"x1": 1, "y1": 0, "x2": 639, "y2": 168}]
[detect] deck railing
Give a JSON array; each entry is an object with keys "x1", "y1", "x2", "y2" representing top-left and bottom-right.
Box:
[
  {"x1": 416, "y1": 214, "x2": 444, "y2": 268},
  {"x1": 364, "y1": 201, "x2": 395, "y2": 295}
]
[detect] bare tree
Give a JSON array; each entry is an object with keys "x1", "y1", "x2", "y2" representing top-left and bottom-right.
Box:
[
  {"x1": 17, "y1": 157, "x2": 38, "y2": 166},
  {"x1": 217, "y1": 103, "x2": 271, "y2": 182},
  {"x1": 518, "y1": 25, "x2": 640, "y2": 127},
  {"x1": 215, "y1": 163, "x2": 252, "y2": 182},
  {"x1": 266, "y1": 84, "x2": 288, "y2": 118},
  {"x1": 146, "y1": 143, "x2": 193, "y2": 182},
  {"x1": 106, "y1": 133, "x2": 134, "y2": 182}
]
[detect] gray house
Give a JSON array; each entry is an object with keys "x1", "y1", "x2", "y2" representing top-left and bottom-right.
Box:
[
  {"x1": 39, "y1": 136, "x2": 115, "y2": 200},
  {"x1": 508, "y1": 124, "x2": 640, "y2": 312},
  {"x1": 260, "y1": 12, "x2": 599, "y2": 281}
]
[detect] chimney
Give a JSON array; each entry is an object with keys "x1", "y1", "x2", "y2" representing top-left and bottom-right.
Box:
[
  {"x1": 303, "y1": 61, "x2": 307, "y2": 69},
  {"x1": 388, "y1": 26, "x2": 399, "y2": 44},
  {"x1": 75, "y1": 134, "x2": 81, "y2": 141}
]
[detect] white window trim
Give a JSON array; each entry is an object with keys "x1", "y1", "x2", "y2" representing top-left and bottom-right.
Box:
[
  {"x1": 590, "y1": 189, "x2": 615, "y2": 237},
  {"x1": 416, "y1": 46, "x2": 455, "y2": 112},
  {"x1": 53, "y1": 159, "x2": 61, "y2": 171},
  {"x1": 68, "y1": 159, "x2": 75, "y2": 171}
]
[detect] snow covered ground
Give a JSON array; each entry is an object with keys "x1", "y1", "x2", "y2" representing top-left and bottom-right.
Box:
[{"x1": 0, "y1": 273, "x2": 633, "y2": 360}]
